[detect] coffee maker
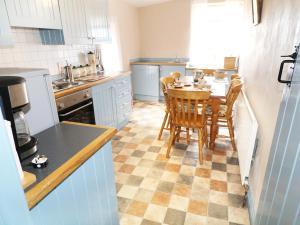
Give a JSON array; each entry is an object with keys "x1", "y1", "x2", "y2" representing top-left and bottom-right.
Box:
[{"x1": 0, "y1": 76, "x2": 38, "y2": 160}]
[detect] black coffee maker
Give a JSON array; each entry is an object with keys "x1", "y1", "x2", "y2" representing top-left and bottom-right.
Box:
[{"x1": 0, "y1": 76, "x2": 38, "y2": 160}]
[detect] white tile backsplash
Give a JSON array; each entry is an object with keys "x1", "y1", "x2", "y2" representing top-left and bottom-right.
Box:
[{"x1": 0, "y1": 28, "x2": 94, "y2": 75}]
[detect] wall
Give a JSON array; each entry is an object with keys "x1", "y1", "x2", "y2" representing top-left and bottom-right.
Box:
[
  {"x1": 108, "y1": 0, "x2": 140, "y2": 70},
  {"x1": 0, "y1": 28, "x2": 92, "y2": 75},
  {"x1": 239, "y1": 0, "x2": 300, "y2": 216},
  {"x1": 139, "y1": 0, "x2": 191, "y2": 58},
  {"x1": 0, "y1": 0, "x2": 140, "y2": 75}
]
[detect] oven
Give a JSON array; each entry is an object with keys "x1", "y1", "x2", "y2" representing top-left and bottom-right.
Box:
[{"x1": 56, "y1": 88, "x2": 95, "y2": 124}]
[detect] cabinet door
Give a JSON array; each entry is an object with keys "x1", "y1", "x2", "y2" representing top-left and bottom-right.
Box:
[
  {"x1": 85, "y1": 0, "x2": 110, "y2": 43},
  {"x1": 114, "y1": 75, "x2": 133, "y2": 129},
  {"x1": 5, "y1": 0, "x2": 61, "y2": 29},
  {"x1": 92, "y1": 81, "x2": 117, "y2": 128},
  {"x1": 59, "y1": 0, "x2": 90, "y2": 44},
  {"x1": 0, "y1": 0, "x2": 13, "y2": 46},
  {"x1": 159, "y1": 65, "x2": 186, "y2": 97},
  {"x1": 132, "y1": 65, "x2": 159, "y2": 99}
]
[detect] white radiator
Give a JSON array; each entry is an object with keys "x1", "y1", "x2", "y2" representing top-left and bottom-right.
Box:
[{"x1": 234, "y1": 90, "x2": 258, "y2": 185}]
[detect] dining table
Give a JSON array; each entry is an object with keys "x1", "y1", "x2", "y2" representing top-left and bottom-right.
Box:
[{"x1": 168, "y1": 76, "x2": 230, "y2": 150}]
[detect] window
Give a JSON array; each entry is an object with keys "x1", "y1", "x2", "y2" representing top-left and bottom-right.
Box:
[{"x1": 189, "y1": 0, "x2": 244, "y2": 68}]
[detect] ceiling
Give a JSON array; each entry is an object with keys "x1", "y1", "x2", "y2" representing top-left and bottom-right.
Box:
[{"x1": 122, "y1": 0, "x2": 173, "y2": 7}]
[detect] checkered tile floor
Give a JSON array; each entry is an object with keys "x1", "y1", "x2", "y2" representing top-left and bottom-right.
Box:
[{"x1": 112, "y1": 101, "x2": 250, "y2": 225}]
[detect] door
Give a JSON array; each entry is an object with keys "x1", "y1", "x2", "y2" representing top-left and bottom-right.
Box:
[
  {"x1": 59, "y1": 0, "x2": 90, "y2": 44},
  {"x1": 92, "y1": 81, "x2": 117, "y2": 128},
  {"x1": 5, "y1": 0, "x2": 61, "y2": 29},
  {"x1": 0, "y1": 0, "x2": 13, "y2": 46},
  {"x1": 255, "y1": 43, "x2": 300, "y2": 225}
]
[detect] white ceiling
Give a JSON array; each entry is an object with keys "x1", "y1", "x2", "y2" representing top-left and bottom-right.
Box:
[{"x1": 122, "y1": 0, "x2": 173, "y2": 7}]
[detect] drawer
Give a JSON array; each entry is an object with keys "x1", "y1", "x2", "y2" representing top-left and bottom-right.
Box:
[
  {"x1": 115, "y1": 75, "x2": 131, "y2": 88},
  {"x1": 117, "y1": 88, "x2": 131, "y2": 99}
]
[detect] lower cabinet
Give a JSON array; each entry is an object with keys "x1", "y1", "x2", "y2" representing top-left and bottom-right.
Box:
[
  {"x1": 30, "y1": 142, "x2": 119, "y2": 225},
  {"x1": 92, "y1": 74, "x2": 132, "y2": 129}
]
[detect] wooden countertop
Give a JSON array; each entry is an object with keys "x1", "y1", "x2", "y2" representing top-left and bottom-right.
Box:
[
  {"x1": 54, "y1": 71, "x2": 131, "y2": 99},
  {"x1": 24, "y1": 121, "x2": 117, "y2": 209},
  {"x1": 130, "y1": 61, "x2": 187, "y2": 66},
  {"x1": 185, "y1": 65, "x2": 238, "y2": 71}
]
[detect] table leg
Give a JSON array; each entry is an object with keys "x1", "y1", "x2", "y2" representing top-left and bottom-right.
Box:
[{"x1": 210, "y1": 98, "x2": 221, "y2": 150}]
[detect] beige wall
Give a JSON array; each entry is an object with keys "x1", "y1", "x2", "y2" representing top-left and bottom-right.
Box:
[
  {"x1": 139, "y1": 0, "x2": 191, "y2": 58},
  {"x1": 109, "y1": 0, "x2": 140, "y2": 70},
  {"x1": 239, "y1": 0, "x2": 300, "y2": 215}
]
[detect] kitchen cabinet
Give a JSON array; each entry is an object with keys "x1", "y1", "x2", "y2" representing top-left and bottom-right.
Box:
[
  {"x1": 59, "y1": 0, "x2": 110, "y2": 44},
  {"x1": 0, "y1": 0, "x2": 13, "y2": 46},
  {"x1": 4, "y1": 0, "x2": 61, "y2": 29},
  {"x1": 92, "y1": 80, "x2": 117, "y2": 128},
  {"x1": 132, "y1": 65, "x2": 160, "y2": 101},
  {"x1": 92, "y1": 74, "x2": 132, "y2": 129},
  {"x1": 159, "y1": 65, "x2": 186, "y2": 97}
]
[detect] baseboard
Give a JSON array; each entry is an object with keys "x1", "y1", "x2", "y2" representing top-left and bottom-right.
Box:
[
  {"x1": 134, "y1": 94, "x2": 159, "y2": 102},
  {"x1": 247, "y1": 185, "x2": 256, "y2": 225}
]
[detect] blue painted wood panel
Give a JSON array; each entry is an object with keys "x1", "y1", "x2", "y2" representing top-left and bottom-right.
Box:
[
  {"x1": 92, "y1": 80, "x2": 117, "y2": 128},
  {"x1": 0, "y1": 112, "x2": 33, "y2": 225},
  {"x1": 255, "y1": 45, "x2": 300, "y2": 225},
  {"x1": 30, "y1": 142, "x2": 119, "y2": 225}
]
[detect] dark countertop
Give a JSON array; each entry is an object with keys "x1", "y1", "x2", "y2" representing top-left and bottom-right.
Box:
[{"x1": 22, "y1": 121, "x2": 117, "y2": 209}]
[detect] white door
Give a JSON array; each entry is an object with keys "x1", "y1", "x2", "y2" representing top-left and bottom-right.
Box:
[
  {"x1": 255, "y1": 43, "x2": 300, "y2": 225},
  {"x1": 0, "y1": 0, "x2": 13, "y2": 46},
  {"x1": 5, "y1": 0, "x2": 61, "y2": 29}
]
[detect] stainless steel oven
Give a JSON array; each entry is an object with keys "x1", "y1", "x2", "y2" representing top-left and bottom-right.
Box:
[{"x1": 56, "y1": 88, "x2": 95, "y2": 124}]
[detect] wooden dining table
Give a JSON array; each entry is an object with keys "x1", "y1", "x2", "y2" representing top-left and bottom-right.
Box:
[{"x1": 168, "y1": 76, "x2": 229, "y2": 150}]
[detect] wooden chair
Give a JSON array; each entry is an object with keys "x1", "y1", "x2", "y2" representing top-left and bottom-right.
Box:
[
  {"x1": 208, "y1": 79, "x2": 243, "y2": 151},
  {"x1": 231, "y1": 74, "x2": 241, "y2": 80},
  {"x1": 170, "y1": 72, "x2": 181, "y2": 81},
  {"x1": 202, "y1": 69, "x2": 216, "y2": 76},
  {"x1": 166, "y1": 89, "x2": 211, "y2": 164},
  {"x1": 158, "y1": 76, "x2": 175, "y2": 140}
]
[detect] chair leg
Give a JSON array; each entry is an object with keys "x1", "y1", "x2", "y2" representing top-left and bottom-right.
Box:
[
  {"x1": 186, "y1": 128, "x2": 190, "y2": 144},
  {"x1": 227, "y1": 117, "x2": 237, "y2": 151},
  {"x1": 158, "y1": 112, "x2": 168, "y2": 140},
  {"x1": 176, "y1": 126, "x2": 181, "y2": 142},
  {"x1": 198, "y1": 128, "x2": 204, "y2": 164},
  {"x1": 166, "y1": 126, "x2": 176, "y2": 158},
  {"x1": 166, "y1": 114, "x2": 170, "y2": 128},
  {"x1": 204, "y1": 125, "x2": 209, "y2": 147}
]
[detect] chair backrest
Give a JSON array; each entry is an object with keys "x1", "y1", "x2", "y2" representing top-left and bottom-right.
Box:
[
  {"x1": 170, "y1": 72, "x2": 181, "y2": 81},
  {"x1": 160, "y1": 76, "x2": 175, "y2": 110},
  {"x1": 231, "y1": 74, "x2": 240, "y2": 80},
  {"x1": 225, "y1": 79, "x2": 243, "y2": 117},
  {"x1": 202, "y1": 69, "x2": 216, "y2": 76},
  {"x1": 167, "y1": 89, "x2": 211, "y2": 128},
  {"x1": 224, "y1": 57, "x2": 237, "y2": 70}
]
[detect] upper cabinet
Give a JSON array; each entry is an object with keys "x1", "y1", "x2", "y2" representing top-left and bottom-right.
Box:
[
  {"x1": 59, "y1": 0, "x2": 110, "y2": 44},
  {"x1": 59, "y1": 0, "x2": 90, "y2": 44},
  {"x1": 4, "y1": 0, "x2": 62, "y2": 29},
  {"x1": 85, "y1": 0, "x2": 110, "y2": 42},
  {"x1": 0, "y1": 0, "x2": 13, "y2": 46}
]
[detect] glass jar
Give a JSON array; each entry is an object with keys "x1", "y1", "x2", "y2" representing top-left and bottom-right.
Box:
[{"x1": 13, "y1": 111, "x2": 31, "y2": 146}]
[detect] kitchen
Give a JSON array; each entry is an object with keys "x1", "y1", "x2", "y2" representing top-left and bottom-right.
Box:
[{"x1": 1, "y1": 1, "x2": 300, "y2": 225}]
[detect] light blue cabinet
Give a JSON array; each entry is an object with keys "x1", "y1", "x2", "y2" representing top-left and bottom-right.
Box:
[
  {"x1": 92, "y1": 74, "x2": 132, "y2": 129},
  {"x1": 92, "y1": 80, "x2": 117, "y2": 128},
  {"x1": 132, "y1": 65, "x2": 160, "y2": 101},
  {"x1": 30, "y1": 142, "x2": 119, "y2": 225},
  {"x1": 159, "y1": 65, "x2": 186, "y2": 97}
]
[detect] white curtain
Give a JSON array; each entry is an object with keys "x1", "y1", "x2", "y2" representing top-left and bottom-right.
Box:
[{"x1": 189, "y1": 0, "x2": 244, "y2": 68}]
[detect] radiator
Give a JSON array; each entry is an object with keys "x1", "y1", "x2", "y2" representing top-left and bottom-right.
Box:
[{"x1": 234, "y1": 90, "x2": 258, "y2": 185}]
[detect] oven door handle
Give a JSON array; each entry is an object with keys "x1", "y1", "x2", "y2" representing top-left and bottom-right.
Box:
[{"x1": 59, "y1": 102, "x2": 93, "y2": 117}]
